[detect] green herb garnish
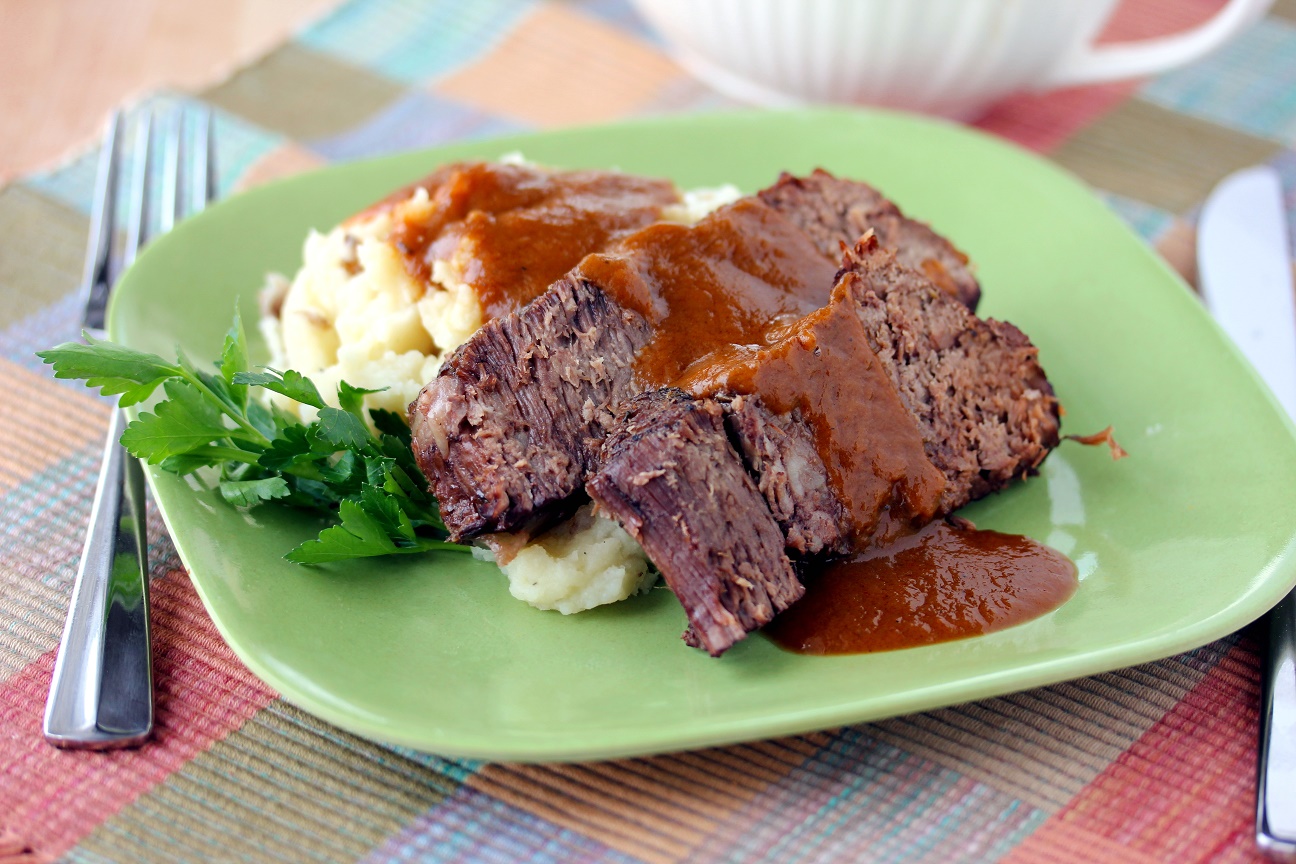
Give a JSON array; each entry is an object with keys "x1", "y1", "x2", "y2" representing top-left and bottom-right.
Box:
[{"x1": 38, "y1": 312, "x2": 466, "y2": 564}]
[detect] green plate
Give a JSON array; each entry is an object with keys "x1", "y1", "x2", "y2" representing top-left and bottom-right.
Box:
[{"x1": 110, "y1": 108, "x2": 1296, "y2": 762}]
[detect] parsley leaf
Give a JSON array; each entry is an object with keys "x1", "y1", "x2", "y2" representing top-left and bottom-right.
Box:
[
  {"x1": 258, "y1": 424, "x2": 318, "y2": 472},
  {"x1": 370, "y1": 408, "x2": 411, "y2": 442},
  {"x1": 338, "y1": 380, "x2": 385, "y2": 417},
  {"x1": 121, "y1": 379, "x2": 235, "y2": 463},
  {"x1": 38, "y1": 320, "x2": 469, "y2": 566},
  {"x1": 220, "y1": 476, "x2": 291, "y2": 508},
  {"x1": 38, "y1": 335, "x2": 181, "y2": 406},
  {"x1": 232, "y1": 368, "x2": 326, "y2": 410},
  {"x1": 286, "y1": 498, "x2": 462, "y2": 564},
  {"x1": 220, "y1": 311, "x2": 251, "y2": 410},
  {"x1": 359, "y1": 483, "x2": 418, "y2": 543},
  {"x1": 284, "y1": 499, "x2": 398, "y2": 563},
  {"x1": 313, "y1": 406, "x2": 372, "y2": 451}
]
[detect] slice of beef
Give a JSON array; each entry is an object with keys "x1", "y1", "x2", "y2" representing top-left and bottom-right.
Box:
[
  {"x1": 834, "y1": 232, "x2": 1059, "y2": 511},
  {"x1": 689, "y1": 290, "x2": 947, "y2": 557},
  {"x1": 586, "y1": 390, "x2": 802, "y2": 656},
  {"x1": 409, "y1": 173, "x2": 1003, "y2": 550},
  {"x1": 410, "y1": 190, "x2": 837, "y2": 542},
  {"x1": 758, "y1": 169, "x2": 981, "y2": 310},
  {"x1": 722, "y1": 394, "x2": 847, "y2": 558},
  {"x1": 409, "y1": 276, "x2": 652, "y2": 541},
  {"x1": 715, "y1": 233, "x2": 1058, "y2": 555}
]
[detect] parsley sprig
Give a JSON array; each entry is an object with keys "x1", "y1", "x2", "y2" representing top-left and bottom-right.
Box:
[{"x1": 38, "y1": 313, "x2": 466, "y2": 564}]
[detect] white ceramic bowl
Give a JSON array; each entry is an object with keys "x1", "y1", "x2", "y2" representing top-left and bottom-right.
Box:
[{"x1": 631, "y1": 0, "x2": 1273, "y2": 117}]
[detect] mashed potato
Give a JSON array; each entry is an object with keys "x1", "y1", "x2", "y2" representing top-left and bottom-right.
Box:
[
  {"x1": 260, "y1": 187, "x2": 482, "y2": 421},
  {"x1": 495, "y1": 504, "x2": 656, "y2": 613},
  {"x1": 260, "y1": 162, "x2": 739, "y2": 614}
]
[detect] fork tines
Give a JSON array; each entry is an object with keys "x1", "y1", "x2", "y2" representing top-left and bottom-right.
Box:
[{"x1": 81, "y1": 104, "x2": 215, "y2": 335}]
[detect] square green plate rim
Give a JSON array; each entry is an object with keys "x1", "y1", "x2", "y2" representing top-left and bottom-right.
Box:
[{"x1": 107, "y1": 107, "x2": 1296, "y2": 762}]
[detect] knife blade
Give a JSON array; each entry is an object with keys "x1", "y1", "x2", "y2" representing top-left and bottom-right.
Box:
[
  {"x1": 1197, "y1": 164, "x2": 1296, "y2": 858},
  {"x1": 1198, "y1": 166, "x2": 1296, "y2": 419}
]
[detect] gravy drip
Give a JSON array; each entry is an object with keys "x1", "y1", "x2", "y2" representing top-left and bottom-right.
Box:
[
  {"x1": 578, "y1": 200, "x2": 943, "y2": 545},
  {"x1": 356, "y1": 162, "x2": 680, "y2": 319},
  {"x1": 765, "y1": 521, "x2": 1078, "y2": 655}
]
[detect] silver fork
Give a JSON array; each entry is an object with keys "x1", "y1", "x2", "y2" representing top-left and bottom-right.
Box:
[{"x1": 43, "y1": 106, "x2": 215, "y2": 749}]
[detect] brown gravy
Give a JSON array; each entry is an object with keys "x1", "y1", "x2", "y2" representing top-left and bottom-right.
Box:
[
  {"x1": 765, "y1": 521, "x2": 1077, "y2": 655},
  {"x1": 355, "y1": 162, "x2": 680, "y2": 319},
  {"x1": 676, "y1": 296, "x2": 946, "y2": 546},
  {"x1": 576, "y1": 201, "x2": 942, "y2": 543},
  {"x1": 576, "y1": 198, "x2": 838, "y2": 383}
]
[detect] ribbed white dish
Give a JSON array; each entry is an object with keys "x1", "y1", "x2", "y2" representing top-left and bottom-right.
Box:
[{"x1": 630, "y1": 0, "x2": 1272, "y2": 117}]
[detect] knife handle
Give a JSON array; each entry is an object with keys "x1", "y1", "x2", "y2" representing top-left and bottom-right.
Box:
[{"x1": 1259, "y1": 590, "x2": 1296, "y2": 859}]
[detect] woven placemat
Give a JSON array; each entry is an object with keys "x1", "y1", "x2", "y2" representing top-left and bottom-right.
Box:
[{"x1": 2, "y1": 0, "x2": 1293, "y2": 860}]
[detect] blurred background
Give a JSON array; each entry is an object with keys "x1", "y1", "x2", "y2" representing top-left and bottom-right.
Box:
[
  {"x1": 2, "y1": 0, "x2": 1239, "y2": 183},
  {"x1": 1, "y1": 0, "x2": 335, "y2": 182}
]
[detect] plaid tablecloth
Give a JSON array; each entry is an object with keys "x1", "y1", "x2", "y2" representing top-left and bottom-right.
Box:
[{"x1": 2, "y1": 0, "x2": 1294, "y2": 861}]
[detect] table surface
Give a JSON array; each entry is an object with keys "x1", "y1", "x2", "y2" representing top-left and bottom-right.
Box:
[{"x1": 1, "y1": 0, "x2": 1294, "y2": 861}]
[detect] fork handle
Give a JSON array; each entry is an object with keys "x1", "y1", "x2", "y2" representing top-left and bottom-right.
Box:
[{"x1": 43, "y1": 407, "x2": 153, "y2": 749}]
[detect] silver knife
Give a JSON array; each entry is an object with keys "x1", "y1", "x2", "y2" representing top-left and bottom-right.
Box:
[{"x1": 1197, "y1": 164, "x2": 1296, "y2": 858}]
